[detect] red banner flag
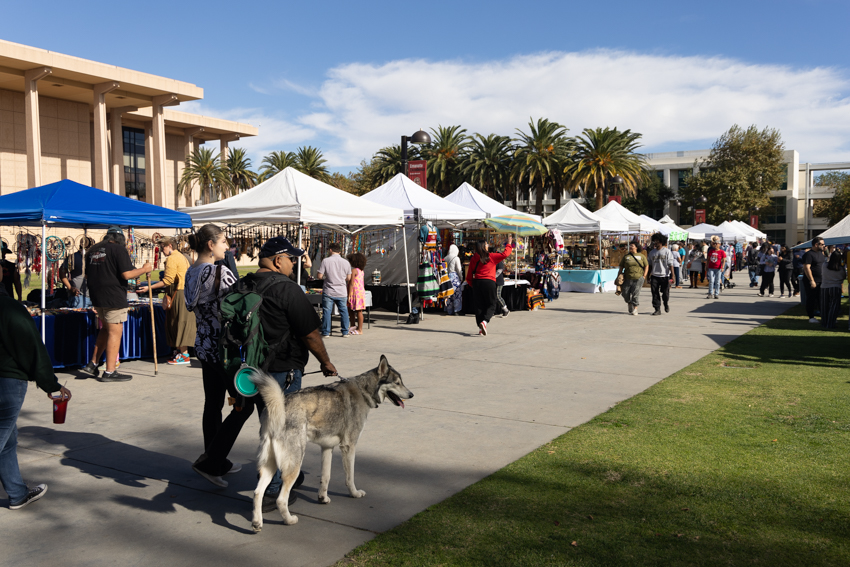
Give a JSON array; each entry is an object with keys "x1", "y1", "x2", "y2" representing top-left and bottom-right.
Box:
[
  {"x1": 408, "y1": 160, "x2": 427, "y2": 189},
  {"x1": 694, "y1": 209, "x2": 706, "y2": 224}
]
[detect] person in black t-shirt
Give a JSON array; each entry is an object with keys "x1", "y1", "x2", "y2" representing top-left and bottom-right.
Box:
[
  {"x1": 802, "y1": 236, "x2": 827, "y2": 323},
  {"x1": 1, "y1": 242, "x2": 22, "y2": 300},
  {"x1": 59, "y1": 250, "x2": 91, "y2": 308},
  {"x1": 81, "y1": 227, "x2": 152, "y2": 383}
]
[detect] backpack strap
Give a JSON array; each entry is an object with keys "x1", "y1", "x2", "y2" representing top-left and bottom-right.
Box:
[{"x1": 249, "y1": 274, "x2": 294, "y2": 372}]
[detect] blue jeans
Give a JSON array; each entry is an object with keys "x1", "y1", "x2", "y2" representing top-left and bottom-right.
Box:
[
  {"x1": 68, "y1": 294, "x2": 92, "y2": 309},
  {"x1": 0, "y1": 378, "x2": 29, "y2": 504},
  {"x1": 321, "y1": 295, "x2": 349, "y2": 336},
  {"x1": 707, "y1": 268, "x2": 723, "y2": 296},
  {"x1": 266, "y1": 369, "x2": 303, "y2": 495},
  {"x1": 673, "y1": 267, "x2": 681, "y2": 287},
  {"x1": 748, "y1": 266, "x2": 758, "y2": 286}
]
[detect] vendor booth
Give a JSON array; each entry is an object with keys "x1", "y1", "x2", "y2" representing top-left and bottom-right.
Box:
[
  {"x1": 445, "y1": 182, "x2": 542, "y2": 222},
  {"x1": 543, "y1": 200, "x2": 629, "y2": 293},
  {"x1": 0, "y1": 179, "x2": 192, "y2": 367},
  {"x1": 793, "y1": 213, "x2": 850, "y2": 249}
]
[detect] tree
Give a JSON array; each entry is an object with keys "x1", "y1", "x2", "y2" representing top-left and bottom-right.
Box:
[
  {"x1": 328, "y1": 171, "x2": 361, "y2": 195},
  {"x1": 369, "y1": 145, "x2": 419, "y2": 188},
  {"x1": 422, "y1": 125, "x2": 470, "y2": 196},
  {"x1": 679, "y1": 124, "x2": 785, "y2": 225},
  {"x1": 564, "y1": 127, "x2": 648, "y2": 211},
  {"x1": 815, "y1": 171, "x2": 850, "y2": 227},
  {"x1": 513, "y1": 118, "x2": 569, "y2": 215},
  {"x1": 622, "y1": 171, "x2": 674, "y2": 218},
  {"x1": 258, "y1": 150, "x2": 297, "y2": 182},
  {"x1": 294, "y1": 145, "x2": 330, "y2": 182},
  {"x1": 460, "y1": 134, "x2": 514, "y2": 201},
  {"x1": 178, "y1": 147, "x2": 233, "y2": 204},
  {"x1": 226, "y1": 147, "x2": 257, "y2": 192}
]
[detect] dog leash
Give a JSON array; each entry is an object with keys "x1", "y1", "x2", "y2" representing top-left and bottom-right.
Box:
[{"x1": 302, "y1": 369, "x2": 348, "y2": 382}]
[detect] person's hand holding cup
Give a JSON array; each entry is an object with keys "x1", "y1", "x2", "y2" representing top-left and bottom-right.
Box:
[{"x1": 50, "y1": 386, "x2": 72, "y2": 424}]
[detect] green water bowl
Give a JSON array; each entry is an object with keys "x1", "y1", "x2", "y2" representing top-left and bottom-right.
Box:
[{"x1": 234, "y1": 366, "x2": 259, "y2": 397}]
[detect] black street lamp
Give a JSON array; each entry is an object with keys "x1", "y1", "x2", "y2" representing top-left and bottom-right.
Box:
[
  {"x1": 605, "y1": 175, "x2": 624, "y2": 202},
  {"x1": 401, "y1": 130, "x2": 432, "y2": 177}
]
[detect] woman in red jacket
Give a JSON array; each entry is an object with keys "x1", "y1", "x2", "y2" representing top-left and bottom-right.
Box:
[{"x1": 465, "y1": 235, "x2": 514, "y2": 336}]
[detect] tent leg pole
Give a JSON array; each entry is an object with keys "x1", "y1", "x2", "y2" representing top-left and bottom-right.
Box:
[
  {"x1": 402, "y1": 225, "x2": 412, "y2": 320},
  {"x1": 41, "y1": 222, "x2": 46, "y2": 342},
  {"x1": 297, "y1": 223, "x2": 303, "y2": 286}
]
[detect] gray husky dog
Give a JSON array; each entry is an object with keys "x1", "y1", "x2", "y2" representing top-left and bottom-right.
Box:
[{"x1": 249, "y1": 354, "x2": 413, "y2": 532}]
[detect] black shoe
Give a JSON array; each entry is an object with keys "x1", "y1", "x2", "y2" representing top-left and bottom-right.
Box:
[
  {"x1": 651, "y1": 310, "x2": 662, "y2": 316},
  {"x1": 405, "y1": 313, "x2": 420, "y2": 324},
  {"x1": 262, "y1": 490, "x2": 298, "y2": 513},
  {"x1": 97, "y1": 371, "x2": 132, "y2": 383},
  {"x1": 664, "y1": 304, "x2": 669, "y2": 313},
  {"x1": 81, "y1": 362, "x2": 100, "y2": 378},
  {"x1": 9, "y1": 484, "x2": 48, "y2": 510}
]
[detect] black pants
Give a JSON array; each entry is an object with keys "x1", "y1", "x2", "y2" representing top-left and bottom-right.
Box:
[
  {"x1": 650, "y1": 276, "x2": 670, "y2": 312},
  {"x1": 806, "y1": 282, "x2": 822, "y2": 319},
  {"x1": 472, "y1": 279, "x2": 497, "y2": 325},
  {"x1": 198, "y1": 359, "x2": 255, "y2": 476},
  {"x1": 821, "y1": 287, "x2": 842, "y2": 328},
  {"x1": 791, "y1": 268, "x2": 801, "y2": 293},
  {"x1": 778, "y1": 269, "x2": 793, "y2": 296},
  {"x1": 759, "y1": 271, "x2": 775, "y2": 295}
]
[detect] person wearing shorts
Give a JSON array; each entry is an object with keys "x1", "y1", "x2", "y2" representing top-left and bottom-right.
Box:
[{"x1": 82, "y1": 226, "x2": 151, "y2": 383}]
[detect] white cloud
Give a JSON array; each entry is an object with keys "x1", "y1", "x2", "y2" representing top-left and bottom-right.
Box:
[{"x1": 301, "y1": 50, "x2": 850, "y2": 166}]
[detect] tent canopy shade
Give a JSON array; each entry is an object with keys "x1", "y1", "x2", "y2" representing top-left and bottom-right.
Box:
[
  {"x1": 0, "y1": 179, "x2": 193, "y2": 228},
  {"x1": 361, "y1": 174, "x2": 484, "y2": 222},
  {"x1": 543, "y1": 200, "x2": 629, "y2": 233},
  {"x1": 731, "y1": 220, "x2": 767, "y2": 239},
  {"x1": 717, "y1": 221, "x2": 756, "y2": 242},
  {"x1": 793, "y1": 213, "x2": 850, "y2": 249},
  {"x1": 688, "y1": 222, "x2": 743, "y2": 242},
  {"x1": 445, "y1": 182, "x2": 542, "y2": 222},
  {"x1": 594, "y1": 201, "x2": 658, "y2": 233},
  {"x1": 180, "y1": 168, "x2": 405, "y2": 230}
]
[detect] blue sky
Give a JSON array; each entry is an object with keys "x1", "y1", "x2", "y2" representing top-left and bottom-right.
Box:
[{"x1": 3, "y1": 0, "x2": 850, "y2": 170}]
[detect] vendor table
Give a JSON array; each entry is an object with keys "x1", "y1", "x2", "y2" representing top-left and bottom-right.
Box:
[
  {"x1": 33, "y1": 304, "x2": 170, "y2": 369},
  {"x1": 364, "y1": 284, "x2": 419, "y2": 319},
  {"x1": 557, "y1": 269, "x2": 619, "y2": 293},
  {"x1": 461, "y1": 279, "x2": 530, "y2": 313},
  {"x1": 306, "y1": 290, "x2": 373, "y2": 331}
]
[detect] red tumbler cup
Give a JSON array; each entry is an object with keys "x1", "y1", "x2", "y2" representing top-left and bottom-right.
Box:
[{"x1": 52, "y1": 397, "x2": 68, "y2": 424}]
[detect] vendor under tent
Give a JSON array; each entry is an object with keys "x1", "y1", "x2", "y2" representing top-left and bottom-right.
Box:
[
  {"x1": 793, "y1": 213, "x2": 850, "y2": 249},
  {"x1": 717, "y1": 221, "x2": 756, "y2": 242},
  {"x1": 543, "y1": 200, "x2": 628, "y2": 293},
  {"x1": 445, "y1": 182, "x2": 542, "y2": 222},
  {"x1": 0, "y1": 178, "x2": 193, "y2": 342},
  {"x1": 362, "y1": 173, "x2": 484, "y2": 222}
]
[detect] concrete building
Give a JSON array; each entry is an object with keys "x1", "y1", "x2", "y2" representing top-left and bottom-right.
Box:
[{"x1": 0, "y1": 39, "x2": 257, "y2": 209}]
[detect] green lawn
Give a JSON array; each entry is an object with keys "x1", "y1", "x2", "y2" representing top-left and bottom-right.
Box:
[{"x1": 339, "y1": 303, "x2": 850, "y2": 567}]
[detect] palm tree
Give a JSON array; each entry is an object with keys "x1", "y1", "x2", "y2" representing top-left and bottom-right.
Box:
[
  {"x1": 226, "y1": 147, "x2": 257, "y2": 192},
  {"x1": 370, "y1": 144, "x2": 419, "y2": 187},
  {"x1": 178, "y1": 147, "x2": 233, "y2": 204},
  {"x1": 294, "y1": 146, "x2": 330, "y2": 182},
  {"x1": 564, "y1": 127, "x2": 649, "y2": 211},
  {"x1": 258, "y1": 150, "x2": 297, "y2": 182},
  {"x1": 512, "y1": 118, "x2": 569, "y2": 215},
  {"x1": 461, "y1": 134, "x2": 514, "y2": 201},
  {"x1": 422, "y1": 125, "x2": 470, "y2": 196}
]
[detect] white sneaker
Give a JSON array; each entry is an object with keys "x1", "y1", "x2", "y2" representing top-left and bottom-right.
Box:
[
  {"x1": 631, "y1": 310, "x2": 638, "y2": 316},
  {"x1": 769, "y1": 294, "x2": 774, "y2": 297},
  {"x1": 809, "y1": 318, "x2": 818, "y2": 323}
]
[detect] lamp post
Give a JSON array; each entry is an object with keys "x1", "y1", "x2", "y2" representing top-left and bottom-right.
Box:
[
  {"x1": 401, "y1": 130, "x2": 431, "y2": 177},
  {"x1": 605, "y1": 174, "x2": 625, "y2": 203}
]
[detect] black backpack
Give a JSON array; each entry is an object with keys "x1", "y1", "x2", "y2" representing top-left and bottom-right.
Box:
[{"x1": 746, "y1": 246, "x2": 758, "y2": 266}]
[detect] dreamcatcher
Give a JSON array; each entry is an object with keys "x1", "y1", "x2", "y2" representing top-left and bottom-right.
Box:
[
  {"x1": 16, "y1": 232, "x2": 40, "y2": 288},
  {"x1": 44, "y1": 235, "x2": 65, "y2": 295}
]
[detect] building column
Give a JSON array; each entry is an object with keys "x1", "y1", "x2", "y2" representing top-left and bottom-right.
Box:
[
  {"x1": 219, "y1": 134, "x2": 239, "y2": 167},
  {"x1": 150, "y1": 94, "x2": 179, "y2": 207},
  {"x1": 184, "y1": 127, "x2": 204, "y2": 206},
  {"x1": 108, "y1": 106, "x2": 138, "y2": 196},
  {"x1": 144, "y1": 125, "x2": 153, "y2": 202},
  {"x1": 92, "y1": 82, "x2": 120, "y2": 191},
  {"x1": 24, "y1": 67, "x2": 52, "y2": 188}
]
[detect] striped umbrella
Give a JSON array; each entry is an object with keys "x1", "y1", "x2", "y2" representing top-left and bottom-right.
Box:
[{"x1": 483, "y1": 214, "x2": 548, "y2": 236}]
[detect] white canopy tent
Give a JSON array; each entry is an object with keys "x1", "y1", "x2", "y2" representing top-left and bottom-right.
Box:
[
  {"x1": 595, "y1": 200, "x2": 657, "y2": 233},
  {"x1": 793, "y1": 213, "x2": 850, "y2": 249},
  {"x1": 180, "y1": 167, "x2": 404, "y2": 229},
  {"x1": 543, "y1": 200, "x2": 629, "y2": 233},
  {"x1": 445, "y1": 182, "x2": 542, "y2": 222},
  {"x1": 639, "y1": 215, "x2": 670, "y2": 234},
  {"x1": 361, "y1": 174, "x2": 484, "y2": 222},
  {"x1": 732, "y1": 220, "x2": 767, "y2": 239},
  {"x1": 689, "y1": 222, "x2": 743, "y2": 242},
  {"x1": 717, "y1": 221, "x2": 756, "y2": 242},
  {"x1": 656, "y1": 215, "x2": 694, "y2": 240}
]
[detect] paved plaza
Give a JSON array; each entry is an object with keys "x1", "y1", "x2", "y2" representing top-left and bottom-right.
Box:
[{"x1": 3, "y1": 286, "x2": 792, "y2": 567}]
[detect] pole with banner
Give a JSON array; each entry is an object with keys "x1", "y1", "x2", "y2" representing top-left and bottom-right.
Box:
[
  {"x1": 408, "y1": 160, "x2": 427, "y2": 188},
  {"x1": 749, "y1": 214, "x2": 759, "y2": 229},
  {"x1": 695, "y1": 209, "x2": 706, "y2": 225}
]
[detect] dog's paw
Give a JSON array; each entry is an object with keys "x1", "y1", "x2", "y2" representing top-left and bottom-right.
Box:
[
  {"x1": 318, "y1": 494, "x2": 331, "y2": 504},
  {"x1": 351, "y1": 489, "x2": 366, "y2": 498},
  {"x1": 251, "y1": 522, "x2": 262, "y2": 533},
  {"x1": 283, "y1": 514, "x2": 299, "y2": 525}
]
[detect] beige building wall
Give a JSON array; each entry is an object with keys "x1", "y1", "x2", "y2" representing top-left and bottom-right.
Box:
[{"x1": 0, "y1": 88, "x2": 92, "y2": 194}]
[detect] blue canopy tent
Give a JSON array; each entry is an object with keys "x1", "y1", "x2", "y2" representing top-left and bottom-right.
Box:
[{"x1": 0, "y1": 179, "x2": 193, "y2": 341}]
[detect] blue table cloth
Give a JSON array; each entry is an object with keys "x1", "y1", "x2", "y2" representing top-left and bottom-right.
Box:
[
  {"x1": 557, "y1": 269, "x2": 620, "y2": 293},
  {"x1": 33, "y1": 305, "x2": 170, "y2": 369}
]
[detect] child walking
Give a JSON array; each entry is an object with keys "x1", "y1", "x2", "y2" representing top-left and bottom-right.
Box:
[{"x1": 347, "y1": 252, "x2": 367, "y2": 335}]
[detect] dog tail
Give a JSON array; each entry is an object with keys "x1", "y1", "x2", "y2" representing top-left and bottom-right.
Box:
[{"x1": 249, "y1": 369, "x2": 286, "y2": 431}]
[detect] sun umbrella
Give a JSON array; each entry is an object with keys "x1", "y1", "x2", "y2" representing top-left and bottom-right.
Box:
[{"x1": 483, "y1": 214, "x2": 548, "y2": 236}]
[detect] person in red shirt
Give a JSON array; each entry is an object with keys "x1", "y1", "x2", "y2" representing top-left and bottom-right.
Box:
[
  {"x1": 705, "y1": 237, "x2": 727, "y2": 299},
  {"x1": 465, "y1": 235, "x2": 514, "y2": 336}
]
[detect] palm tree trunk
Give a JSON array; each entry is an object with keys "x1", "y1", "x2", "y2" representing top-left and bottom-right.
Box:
[
  {"x1": 512, "y1": 184, "x2": 517, "y2": 210},
  {"x1": 555, "y1": 182, "x2": 562, "y2": 211},
  {"x1": 536, "y1": 180, "x2": 544, "y2": 215},
  {"x1": 595, "y1": 175, "x2": 605, "y2": 210}
]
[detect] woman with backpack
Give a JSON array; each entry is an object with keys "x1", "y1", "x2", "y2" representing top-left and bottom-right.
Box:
[
  {"x1": 183, "y1": 224, "x2": 241, "y2": 488},
  {"x1": 617, "y1": 241, "x2": 649, "y2": 315}
]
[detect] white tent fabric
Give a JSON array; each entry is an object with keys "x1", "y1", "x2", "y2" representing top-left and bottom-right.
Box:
[
  {"x1": 794, "y1": 213, "x2": 850, "y2": 248},
  {"x1": 361, "y1": 174, "x2": 484, "y2": 222},
  {"x1": 543, "y1": 200, "x2": 629, "y2": 233},
  {"x1": 689, "y1": 222, "x2": 742, "y2": 242},
  {"x1": 445, "y1": 182, "x2": 542, "y2": 222},
  {"x1": 658, "y1": 214, "x2": 676, "y2": 224},
  {"x1": 180, "y1": 167, "x2": 404, "y2": 228},
  {"x1": 595, "y1": 201, "x2": 657, "y2": 233},
  {"x1": 732, "y1": 220, "x2": 767, "y2": 239},
  {"x1": 639, "y1": 215, "x2": 669, "y2": 233},
  {"x1": 717, "y1": 221, "x2": 756, "y2": 242}
]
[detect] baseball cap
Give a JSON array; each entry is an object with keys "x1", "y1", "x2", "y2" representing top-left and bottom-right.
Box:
[
  {"x1": 106, "y1": 225, "x2": 123, "y2": 234},
  {"x1": 258, "y1": 236, "x2": 304, "y2": 259}
]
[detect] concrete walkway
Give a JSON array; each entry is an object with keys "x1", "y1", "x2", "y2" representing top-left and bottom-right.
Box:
[{"x1": 2, "y1": 285, "x2": 793, "y2": 567}]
